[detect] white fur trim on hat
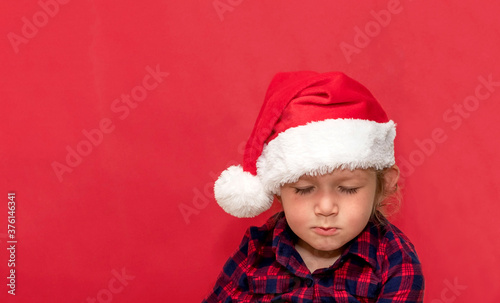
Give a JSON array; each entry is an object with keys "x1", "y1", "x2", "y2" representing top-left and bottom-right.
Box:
[
  {"x1": 214, "y1": 165, "x2": 274, "y2": 218},
  {"x1": 257, "y1": 119, "x2": 396, "y2": 195}
]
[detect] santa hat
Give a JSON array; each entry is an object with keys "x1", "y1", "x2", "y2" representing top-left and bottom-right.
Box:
[{"x1": 214, "y1": 71, "x2": 396, "y2": 218}]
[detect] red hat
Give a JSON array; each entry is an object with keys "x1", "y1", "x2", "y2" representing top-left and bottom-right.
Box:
[{"x1": 214, "y1": 71, "x2": 396, "y2": 218}]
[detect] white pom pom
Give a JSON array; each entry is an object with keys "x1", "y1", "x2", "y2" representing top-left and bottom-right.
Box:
[{"x1": 214, "y1": 165, "x2": 273, "y2": 218}]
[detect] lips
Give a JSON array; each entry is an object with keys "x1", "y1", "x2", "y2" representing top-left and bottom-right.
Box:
[{"x1": 313, "y1": 227, "x2": 338, "y2": 236}]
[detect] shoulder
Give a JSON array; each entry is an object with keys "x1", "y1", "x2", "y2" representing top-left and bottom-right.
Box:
[
  {"x1": 346, "y1": 218, "x2": 422, "y2": 272},
  {"x1": 248, "y1": 211, "x2": 284, "y2": 238},
  {"x1": 373, "y1": 219, "x2": 421, "y2": 265},
  {"x1": 202, "y1": 212, "x2": 284, "y2": 301},
  {"x1": 371, "y1": 220, "x2": 425, "y2": 296},
  {"x1": 359, "y1": 220, "x2": 425, "y2": 300},
  {"x1": 244, "y1": 211, "x2": 284, "y2": 255},
  {"x1": 364, "y1": 221, "x2": 425, "y2": 301},
  {"x1": 224, "y1": 211, "x2": 284, "y2": 270}
]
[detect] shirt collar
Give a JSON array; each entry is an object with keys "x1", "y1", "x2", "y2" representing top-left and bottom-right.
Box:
[
  {"x1": 271, "y1": 213, "x2": 311, "y2": 278},
  {"x1": 340, "y1": 220, "x2": 382, "y2": 269}
]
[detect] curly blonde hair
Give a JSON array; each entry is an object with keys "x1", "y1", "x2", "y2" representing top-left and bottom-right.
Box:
[{"x1": 372, "y1": 167, "x2": 401, "y2": 225}]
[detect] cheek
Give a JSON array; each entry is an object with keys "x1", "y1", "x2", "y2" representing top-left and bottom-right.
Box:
[
  {"x1": 282, "y1": 200, "x2": 301, "y2": 217},
  {"x1": 281, "y1": 197, "x2": 309, "y2": 224},
  {"x1": 344, "y1": 195, "x2": 376, "y2": 219}
]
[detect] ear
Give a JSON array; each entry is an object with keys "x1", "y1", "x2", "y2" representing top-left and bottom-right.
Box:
[{"x1": 383, "y1": 165, "x2": 400, "y2": 193}]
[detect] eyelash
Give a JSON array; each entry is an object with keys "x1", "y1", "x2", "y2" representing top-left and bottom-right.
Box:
[
  {"x1": 293, "y1": 187, "x2": 359, "y2": 195},
  {"x1": 339, "y1": 187, "x2": 359, "y2": 194},
  {"x1": 294, "y1": 187, "x2": 314, "y2": 195}
]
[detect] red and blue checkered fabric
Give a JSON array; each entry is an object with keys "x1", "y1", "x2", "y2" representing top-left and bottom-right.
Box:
[{"x1": 203, "y1": 212, "x2": 424, "y2": 302}]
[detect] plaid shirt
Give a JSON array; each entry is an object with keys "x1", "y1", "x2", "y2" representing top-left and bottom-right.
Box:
[{"x1": 203, "y1": 212, "x2": 424, "y2": 303}]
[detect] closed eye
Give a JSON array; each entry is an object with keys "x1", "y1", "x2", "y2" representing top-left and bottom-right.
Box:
[
  {"x1": 339, "y1": 187, "x2": 359, "y2": 194},
  {"x1": 294, "y1": 187, "x2": 314, "y2": 195}
]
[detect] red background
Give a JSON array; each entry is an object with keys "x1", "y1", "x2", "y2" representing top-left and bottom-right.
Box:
[{"x1": 1, "y1": 0, "x2": 499, "y2": 302}]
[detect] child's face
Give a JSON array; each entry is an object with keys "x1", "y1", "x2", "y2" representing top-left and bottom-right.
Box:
[{"x1": 278, "y1": 169, "x2": 377, "y2": 258}]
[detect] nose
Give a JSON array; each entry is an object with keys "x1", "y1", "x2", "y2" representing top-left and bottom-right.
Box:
[{"x1": 314, "y1": 192, "x2": 338, "y2": 216}]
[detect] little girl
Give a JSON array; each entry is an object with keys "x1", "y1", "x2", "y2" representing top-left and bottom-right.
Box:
[{"x1": 203, "y1": 71, "x2": 424, "y2": 302}]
